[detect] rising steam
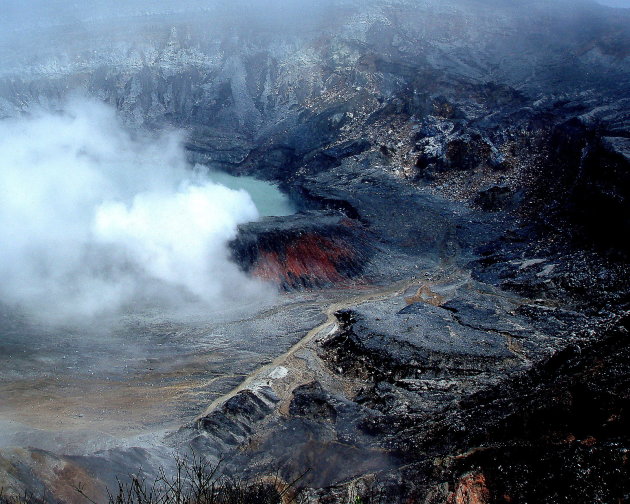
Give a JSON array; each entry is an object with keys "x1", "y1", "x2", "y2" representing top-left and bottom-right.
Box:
[{"x1": 0, "y1": 98, "x2": 271, "y2": 320}]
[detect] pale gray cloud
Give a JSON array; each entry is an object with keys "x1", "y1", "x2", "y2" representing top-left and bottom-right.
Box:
[
  {"x1": 597, "y1": 0, "x2": 630, "y2": 6},
  {"x1": 0, "y1": 98, "x2": 272, "y2": 321}
]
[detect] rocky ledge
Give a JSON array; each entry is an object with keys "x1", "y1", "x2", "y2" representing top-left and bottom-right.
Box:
[
  {"x1": 0, "y1": 0, "x2": 629, "y2": 502},
  {"x1": 229, "y1": 211, "x2": 373, "y2": 290}
]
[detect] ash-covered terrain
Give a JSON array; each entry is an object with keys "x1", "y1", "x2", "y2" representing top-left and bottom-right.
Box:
[{"x1": 1, "y1": 0, "x2": 629, "y2": 502}]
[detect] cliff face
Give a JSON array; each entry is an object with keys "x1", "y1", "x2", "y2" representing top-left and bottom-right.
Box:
[
  {"x1": 1, "y1": 1, "x2": 630, "y2": 502},
  {"x1": 2, "y1": 0, "x2": 628, "y2": 259}
]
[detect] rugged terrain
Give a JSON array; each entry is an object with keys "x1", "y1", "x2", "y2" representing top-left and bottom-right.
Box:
[{"x1": 1, "y1": 0, "x2": 629, "y2": 502}]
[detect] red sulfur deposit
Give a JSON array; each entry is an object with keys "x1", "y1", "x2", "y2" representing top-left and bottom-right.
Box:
[
  {"x1": 447, "y1": 472, "x2": 490, "y2": 504},
  {"x1": 252, "y1": 233, "x2": 359, "y2": 288}
]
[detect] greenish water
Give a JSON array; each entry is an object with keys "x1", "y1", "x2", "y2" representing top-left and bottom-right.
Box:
[{"x1": 206, "y1": 170, "x2": 295, "y2": 217}]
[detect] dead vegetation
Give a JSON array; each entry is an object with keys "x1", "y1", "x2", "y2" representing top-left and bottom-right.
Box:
[{"x1": 2, "y1": 456, "x2": 306, "y2": 504}]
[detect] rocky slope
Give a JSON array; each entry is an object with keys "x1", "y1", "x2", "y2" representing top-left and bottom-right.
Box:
[{"x1": 0, "y1": 0, "x2": 629, "y2": 502}]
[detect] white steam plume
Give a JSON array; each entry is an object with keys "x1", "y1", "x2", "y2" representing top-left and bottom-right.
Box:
[{"x1": 0, "y1": 98, "x2": 271, "y2": 320}]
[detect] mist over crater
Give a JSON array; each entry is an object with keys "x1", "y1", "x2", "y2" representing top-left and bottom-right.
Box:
[
  {"x1": 0, "y1": 98, "x2": 282, "y2": 321},
  {"x1": 0, "y1": 0, "x2": 628, "y2": 501}
]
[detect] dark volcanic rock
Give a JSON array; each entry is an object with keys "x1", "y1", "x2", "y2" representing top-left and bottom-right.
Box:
[
  {"x1": 184, "y1": 126, "x2": 253, "y2": 168},
  {"x1": 415, "y1": 132, "x2": 495, "y2": 180},
  {"x1": 321, "y1": 302, "x2": 516, "y2": 385},
  {"x1": 1, "y1": 1, "x2": 630, "y2": 502},
  {"x1": 419, "y1": 314, "x2": 630, "y2": 504},
  {"x1": 193, "y1": 387, "x2": 279, "y2": 455},
  {"x1": 474, "y1": 185, "x2": 515, "y2": 212},
  {"x1": 294, "y1": 161, "x2": 506, "y2": 265},
  {"x1": 298, "y1": 312, "x2": 629, "y2": 503},
  {"x1": 289, "y1": 382, "x2": 338, "y2": 422},
  {"x1": 526, "y1": 109, "x2": 630, "y2": 253}
]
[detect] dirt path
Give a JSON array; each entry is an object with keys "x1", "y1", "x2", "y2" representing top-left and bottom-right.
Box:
[{"x1": 195, "y1": 274, "x2": 447, "y2": 419}]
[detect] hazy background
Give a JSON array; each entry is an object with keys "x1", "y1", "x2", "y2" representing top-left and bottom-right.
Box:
[
  {"x1": 598, "y1": 0, "x2": 630, "y2": 6},
  {"x1": 0, "y1": 0, "x2": 626, "y2": 320}
]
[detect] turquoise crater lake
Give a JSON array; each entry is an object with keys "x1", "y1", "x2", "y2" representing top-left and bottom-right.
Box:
[{"x1": 205, "y1": 169, "x2": 295, "y2": 218}]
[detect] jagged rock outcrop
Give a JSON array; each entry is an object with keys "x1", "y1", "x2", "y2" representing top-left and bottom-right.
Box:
[
  {"x1": 229, "y1": 212, "x2": 372, "y2": 290},
  {"x1": 1, "y1": 2, "x2": 628, "y2": 261},
  {"x1": 1, "y1": 0, "x2": 629, "y2": 502}
]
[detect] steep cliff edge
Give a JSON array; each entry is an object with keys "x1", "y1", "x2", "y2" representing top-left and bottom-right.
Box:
[{"x1": 1, "y1": 0, "x2": 629, "y2": 502}]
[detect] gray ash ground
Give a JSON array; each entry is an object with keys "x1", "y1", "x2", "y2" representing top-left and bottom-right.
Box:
[{"x1": 1, "y1": 0, "x2": 629, "y2": 502}]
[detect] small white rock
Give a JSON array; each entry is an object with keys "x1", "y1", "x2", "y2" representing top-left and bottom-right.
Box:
[{"x1": 268, "y1": 366, "x2": 288, "y2": 380}]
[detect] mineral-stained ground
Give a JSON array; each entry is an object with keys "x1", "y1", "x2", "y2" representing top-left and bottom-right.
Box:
[{"x1": 0, "y1": 0, "x2": 629, "y2": 502}]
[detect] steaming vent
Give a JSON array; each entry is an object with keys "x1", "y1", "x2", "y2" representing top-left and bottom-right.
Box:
[{"x1": 0, "y1": 98, "x2": 285, "y2": 321}]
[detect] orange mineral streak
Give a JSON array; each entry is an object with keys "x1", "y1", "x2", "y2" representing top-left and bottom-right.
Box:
[
  {"x1": 252, "y1": 233, "x2": 357, "y2": 286},
  {"x1": 405, "y1": 284, "x2": 446, "y2": 307},
  {"x1": 448, "y1": 472, "x2": 491, "y2": 504},
  {"x1": 29, "y1": 450, "x2": 106, "y2": 504}
]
